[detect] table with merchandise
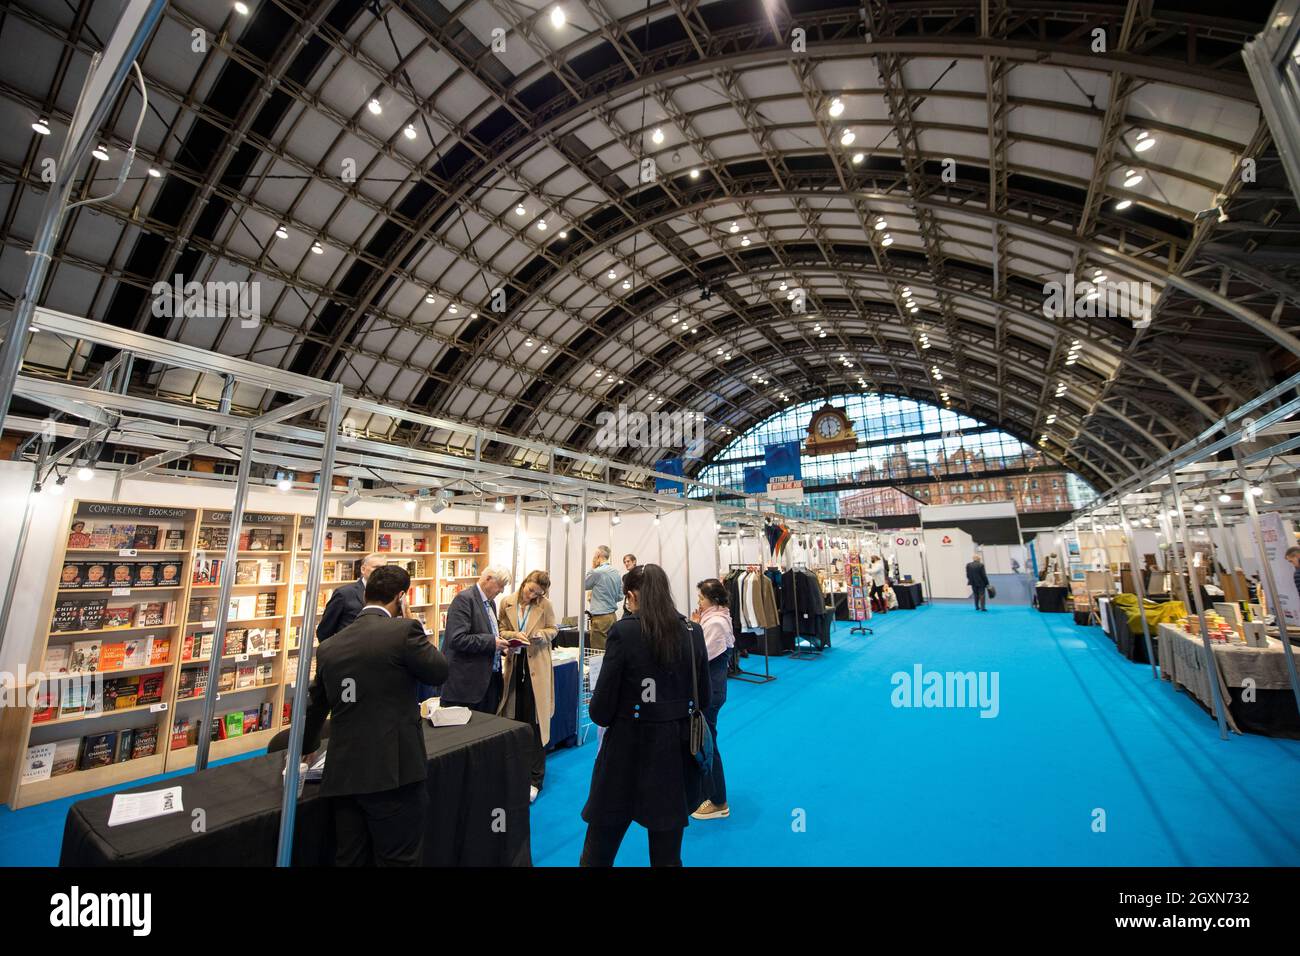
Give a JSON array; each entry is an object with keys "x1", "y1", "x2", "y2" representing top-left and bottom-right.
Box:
[
  {"x1": 893, "y1": 582, "x2": 924, "y2": 610},
  {"x1": 59, "y1": 713, "x2": 533, "y2": 865}
]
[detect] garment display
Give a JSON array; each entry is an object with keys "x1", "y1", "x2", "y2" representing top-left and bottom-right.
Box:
[
  {"x1": 723, "y1": 568, "x2": 780, "y2": 633},
  {"x1": 780, "y1": 569, "x2": 831, "y2": 649}
]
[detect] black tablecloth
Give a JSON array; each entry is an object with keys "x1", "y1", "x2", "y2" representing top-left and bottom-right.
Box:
[
  {"x1": 830, "y1": 592, "x2": 849, "y2": 620},
  {"x1": 893, "y1": 582, "x2": 924, "y2": 610},
  {"x1": 1035, "y1": 585, "x2": 1070, "y2": 613},
  {"x1": 60, "y1": 714, "x2": 533, "y2": 866},
  {"x1": 547, "y1": 658, "x2": 578, "y2": 751}
]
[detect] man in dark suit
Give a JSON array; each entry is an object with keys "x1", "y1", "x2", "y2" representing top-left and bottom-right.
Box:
[
  {"x1": 440, "y1": 567, "x2": 512, "y2": 713},
  {"x1": 966, "y1": 554, "x2": 990, "y2": 612},
  {"x1": 302, "y1": 564, "x2": 448, "y2": 866},
  {"x1": 316, "y1": 552, "x2": 387, "y2": 642}
]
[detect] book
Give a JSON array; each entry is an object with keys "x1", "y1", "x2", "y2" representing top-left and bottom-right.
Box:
[
  {"x1": 237, "y1": 530, "x2": 252, "y2": 550},
  {"x1": 157, "y1": 560, "x2": 182, "y2": 588},
  {"x1": 137, "y1": 671, "x2": 165, "y2": 705},
  {"x1": 225, "y1": 712, "x2": 244, "y2": 738},
  {"x1": 217, "y1": 667, "x2": 236, "y2": 693},
  {"x1": 197, "y1": 526, "x2": 229, "y2": 551},
  {"x1": 103, "y1": 675, "x2": 140, "y2": 710},
  {"x1": 116, "y1": 729, "x2": 135, "y2": 762},
  {"x1": 107, "y1": 524, "x2": 136, "y2": 549},
  {"x1": 234, "y1": 560, "x2": 258, "y2": 585},
  {"x1": 102, "y1": 607, "x2": 135, "y2": 629},
  {"x1": 170, "y1": 718, "x2": 191, "y2": 750},
  {"x1": 147, "y1": 636, "x2": 171, "y2": 665},
  {"x1": 31, "y1": 682, "x2": 58, "y2": 723},
  {"x1": 69, "y1": 640, "x2": 101, "y2": 673},
  {"x1": 164, "y1": 529, "x2": 185, "y2": 550},
  {"x1": 80, "y1": 732, "x2": 118, "y2": 770},
  {"x1": 51, "y1": 600, "x2": 83, "y2": 632},
  {"x1": 79, "y1": 600, "x2": 108, "y2": 631},
  {"x1": 58, "y1": 562, "x2": 84, "y2": 589},
  {"x1": 345, "y1": 531, "x2": 366, "y2": 552},
  {"x1": 21, "y1": 743, "x2": 57, "y2": 784},
  {"x1": 120, "y1": 637, "x2": 148, "y2": 669},
  {"x1": 242, "y1": 708, "x2": 260, "y2": 735},
  {"x1": 130, "y1": 725, "x2": 158, "y2": 759},
  {"x1": 224, "y1": 628, "x2": 247, "y2": 656},
  {"x1": 236, "y1": 663, "x2": 256, "y2": 688},
  {"x1": 255, "y1": 592, "x2": 278, "y2": 617},
  {"x1": 257, "y1": 560, "x2": 281, "y2": 584},
  {"x1": 228, "y1": 594, "x2": 256, "y2": 621},
  {"x1": 378, "y1": 533, "x2": 392, "y2": 552},
  {"x1": 51, "y1": 738, "x2": 82, "y2": 776},
  {"x1": 132, "y1": 563, "x2": 159, "y2": 588},
  {"x1": 255, "y1": 661, "x2": 273, "y2": 684},
  {"x1": 189, "y1": 596, "x2": 218, "y2": 622},
  {"x1": 59, "y1": 680, "x2": 88, "y2": 717},
  {"x1": 135, "y1": 602, "x2": 168, "y2": 627},
  {"x1": 132, "y1": 525, "x2": 160, "y2": 550},
  {"x1": 42, "y1": 645, "x2": 70, "y2": 674},
  {"x1": 88, "y1": 526, "x2": 113, "y2": 549},
  {"x1": 98, "y1": 642, "x2": 126, "y2": 672},
  {"x1": 81, "y1": 563, "x2": 109, "y2": 588},
  {"x1": 67, "y1": 521, "x2": 93, "y2": 549},
  {"x1": 259, "y1": 701, "x2": 272, "y2": 730},
  {"x1": 108, "y1": 563, "x2": 134, "y2": 589}
]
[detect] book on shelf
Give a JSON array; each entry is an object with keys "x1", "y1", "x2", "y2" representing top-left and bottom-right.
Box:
[
  {"x1": 31, "y1": 682, "x2": 57, "y2": 723},
  {"x1": 101, "y1": 607, "x2": 135, "y2": 629},
  {"x1": 42, "y1": 645, "x2": 70, "y2": 674},
  {"x1": 188, "y1": 595, "x2": 218, "y2": 622},
  {"x1": 224, "y1": 628, "x2": 247, "y2": 656},
  {"x1": 107, "y1": 525, "x2": 136, "y2": 550},
  {"x1": 170, "y1": 718, "x2": 192, "y2": 750},
  {"x1": 246, "y1": 627, "x2": 278, "y2": 653},
  {"x1": 58, "y1": 563, "x2": 84, "y2": 588},
  {"x1": 87, "y1": 526, "x2": 112, "y2": 549},
  {"x1": 247, "y1": 528, "x2": 284, "y2": 551},
  {"x1": 135, "y1": 601, "x2": 170, "y2": 627},
  {"x1": 255, "y1": 661, "x2": 274, "y2": 684},
  {"x1": 164, "y1": 529, "x2": 185, "y2": 550},
  {"x1": 69, "y1": 640, "x2": 101, "y2": 673},
  {"x1": 345, "y1": 531, "x2": 366, "y2": 552},
  {"x1": 234, "y1": 560, "x2": 259, "y2": 585},
  {"x1": 228, "y1": 594, "x2": 257, "y2": 621},
  {"x1": 132, "y1": 525, "x2": 160, "y2": 550},
  {"x1": 156, "y1": 561, "x2": 182, "y2": 587},
  {"x1": 236, "y1": 663, "x2": 257, "y2": 688},
  {"x1": 255, "y1": 591, "x2": 278, "y2": 617},
  {"x1": 176, "y1": 668, "x2": 208, "y2": 701},
  {"x1": 259, "y1": 701, "x2": 272, "y2": 730},
  {"x1": 80, "y1": 732, "x2": 118, "y2": 770},
  {"x1": 377, "y1": 533, "x2": 392, "y2": 552},
  {"x1": 192, "y1": 556, "x2": 222, "y2": 585},
  {"x1": 97, "y1": 642, "x2": 126, "y2": 672},
  {"x1": 116, "y1": 729, "x2": 135, "y2": 762},
  {"x1": 58, "y1": 681, "x2": 86, "y2": 718},
  {"x1": 21, "y1": 743, "x2": 57, "y2": 785},
  {"x1": 66, "y1": 521, "x2": 92, "y2": 549},
  {"x1": 217, "y1": 667, "x2": 236, "y2": 693},
  {"x1": 130, "y1": 563, "x2": 158, "y2": 588},
  {"x1": 322, "y1": 561, "x2": 336, "y2": 583},
  {"x1": 197, "y1": 526, "x2": 229, "y2": 551},
  {"x1": 147, "y1": 636, "x2": 171, "y2": 665},
  {"x1": 120, "y1": 637, "x2": 148, "y2": 669},
  {"x1": 103, "y1": 675, "x2": 140, "y2": 710},
  {"x1": 51, "y1": 738, "x2": 82, "y2": 776},
  {"x1": 80, "y1": 564, "x2": 108, "y2": 588},
  {"x1": 137, "y1": 671, "x2": 165, "y2": 706},
  {"x1": 130, "y1": 725, "x2": 158, "y2": 759},
  {"x1": 242, "y1": 708, "x2": 260, "y2": 735}
]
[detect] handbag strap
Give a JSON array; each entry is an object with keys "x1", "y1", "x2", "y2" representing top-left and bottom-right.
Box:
[{"x1": 685, "y1": 619, "x2": 700, "y2": 717}]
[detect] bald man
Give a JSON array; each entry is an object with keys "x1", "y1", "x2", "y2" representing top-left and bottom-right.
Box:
[{"x1": 318, "y1": 552, "x2": 389, "y2": 642}]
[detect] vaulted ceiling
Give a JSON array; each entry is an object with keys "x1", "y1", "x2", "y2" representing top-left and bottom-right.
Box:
[{"x1": 2, "y1": 0, "x2": 1297, "y2": 495}]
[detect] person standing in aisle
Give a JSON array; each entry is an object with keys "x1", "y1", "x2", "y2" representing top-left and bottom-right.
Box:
[
  {"x1": 868, "y1": 554, "x2": 888, "y2": 613},
  {"x1": 301, "y1": 565, "x2": 449, "y2": 866},
  {"x1": 1286, "y1": 546, "x2": 1300, "y2": 600},
  {"x1": 317, "y1": 552, "x2": 389, "y2": 642},
  {"x1": 966, "y1": 554, "x2": 990, "y2": 612},
  {"x1": 620, "y1": 554, "x2": 638, "y2": 616},
  {"x1": 690, "y1": 578, "x2": 732, "y2": 821},
  {"x1": 497, "y1": 570, "x2": 558, "y2": 804},
  {"x1": 440, "y1": 567, "x2": 512, "y2": 712},
  {"x1": 584, "y1": 545, "x2": 622, "y2": 650},
  {"x1": 580, "y1": 565, "x2": 709, "y2": 866}
]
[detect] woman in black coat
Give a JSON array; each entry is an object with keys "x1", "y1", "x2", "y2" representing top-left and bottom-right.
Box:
[{"x1": 580, "y1": 564, "x2": 710, "y2": 866}]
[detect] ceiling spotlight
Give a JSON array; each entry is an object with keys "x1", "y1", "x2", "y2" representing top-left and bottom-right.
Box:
[
  {"x1": 77, "y1": 466, "x2": 94, "y2": 481},
  {"x1": 515, "y1": 203, "x2": 527, "y2": 217},
  {"x1": 275, "y1": 225, "x2": 289, "y2": 239},
  {"x1": 367, "y1": 98, "x2": 382, "y2": 115},
  {"x1": 403, "y1": 124, "x2": 418, "y2": 142},
  {"x1": 404, "y1": 497, "x2": 418, "y2": 512},
  {"x1": 828, "y1": 97, "x2": 845, "y2": 118},
  {"x1": 425, "y1": 293, "x2": 436, "y2": 304},
  {"x1": 881, "y1": 234, "x2": 894, "y2": 246},
  {"x1": 1114, "y1": 199, "x2": 1133, "y2": 210},
  {"x1": 561, "y1": 510, "x2": 571, "y2": 524},
  {"x1": 840, "y1": 129, "x2": 855, "y2": 146},
  {"x1": 1123, "y1": 169, "x2": 1143, "y2": 188},
  {"x1": 91, "y1": 144, "x2": 109, "y2": 161},
  {"x1": 341, "y1": 482, "x2": 362, "y2": 509},
  {"x1": 611, "y1": 513, "x2": 622, "y2": 525},
  {"x1": 31, "y1": 117, "x2": 51, "y2": 135},
  {"x1": 147, "y1": 167, "x2": 162, "y2": 178},
  {"x1": 651, "y1": 127, "x2": 665, "y2": 145},
  {"x1": 852, "y1": 153, "x2": 864, "y2": 165},
  {"x1": 311, "y1": 241, "x2": 324, "y2": 254},
  {"x1": 690, "y1": 168, "x2": 700, "y2": 179},
  {"x1": 818, "y1": 331, "x2": 826, "y2": 338},
  {"x1": 558, "y1": 229, "x2": 568, "y2": 238},
  {"x1": 276, "y1": 474, "x2": 293, "y2": 492},
  {"x1": 729, "y1": 222, "x2": 739, "y2": 233},
  {"x1": 449, "y1": 304, "x2": 458, "y2": 314},
  {"x1": 608, "y1": 269, "x2": 617, "y2": 279},
  {"x1": 494, "y1": 498, "x2": 506, "y2": 512},
  {"x1": 902, "y1": 287, "x2": 911, "y2": 295},
  {"x1": 1193, "y1": 503, "x2": 1205, "y2": 513},
  {"x1": 541, "y1": 346, "x2": 550, "y2": 354},
  {"x1": 1134, "y1": 130, "x2": 1155, "y2": 152},
  {"x1": 234, "y1": 1, "x2": 250, "y2": 13},
  {"x1": 48, "y1": 476, "x2": 66, "y2": 496},
  {"x1": 1218, "y1": 493, "x2": 1231, "y2": 503},
  {"x1": 920, "y1": 341, "x2": 930, "y2": 348},
  {"x1": 525, "y1": 339, "x2": 534, "y2": 347},
  {"x1": 874, "y1": 218, "x2": 888, "y2": 231},
  {"x1": 549, "y1": 5, "x2": 565, "y2": 28},
  {"x1": 908, "y1": 305, "x2": 918, "y2": 313},
  {"x1": 740, "y1": 236, "x2": 750, "y2": 246},
  {"x1": 1249, "y1": 485, "x2": 1264, "y2": 497},
  {"x1": 622, "y1": 279, "x2": 632, "y2": 289},
  {"x1": 537, "y1": 219, "x2": 547, "y2": 231}
]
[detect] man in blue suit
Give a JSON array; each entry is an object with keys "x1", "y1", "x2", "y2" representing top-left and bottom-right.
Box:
[
  {"x1": 440, "y1": 567, "x2": 513, "y2": 713},
  {"x1": 966, "y1": 554, "x2": 990, "y2": 611}
]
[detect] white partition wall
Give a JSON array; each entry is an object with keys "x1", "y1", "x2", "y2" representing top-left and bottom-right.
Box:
[{"x1": 921, "y1": 526, "x2": 976, "y2": 598}]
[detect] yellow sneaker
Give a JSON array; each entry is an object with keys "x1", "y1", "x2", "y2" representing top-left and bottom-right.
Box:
[{"x1": 692, "y1": 800, "x2": 730, "y2": 820}]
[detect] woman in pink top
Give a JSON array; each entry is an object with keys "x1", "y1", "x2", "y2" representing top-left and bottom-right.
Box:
[{"x1": 690, "y1": 578, "x2": 735, "y2": 820}]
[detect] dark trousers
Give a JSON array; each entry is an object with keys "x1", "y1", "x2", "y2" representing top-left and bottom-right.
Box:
[
  {"x1": 703, "y1": 649, "x2": 729, "y2": 805},
  {"x1": 333, "y1": 780, "x2": 427, "y2": 866},
  {"x1": 972, "y1": 587, "x2": 987, "y2": 610},
  {"x1": 444, "y1": 670, "x2": 503, "y2": 715},
  {"x1": 579, "y1": 820, "x2": 685, "y2": 867},
  {"x1": 513, "y1": 652, "x2": 546, "y2": 789},
  {"x1": 870, "y1": 583, "x2": 886, "y2": 610}
]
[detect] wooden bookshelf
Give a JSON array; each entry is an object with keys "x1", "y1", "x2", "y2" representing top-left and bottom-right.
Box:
[
  {"x1": 377, "y1": 519, "x2": 439, "y2": 633},
  {"x1": 436, "y1": 524, "x2": 489, "y2": 633},
  {"x1": 6, "y1": 499, "x2": 197, "y2": 809}
]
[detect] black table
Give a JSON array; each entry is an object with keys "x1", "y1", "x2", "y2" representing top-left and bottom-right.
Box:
[
  {"x1": 893, "y1": 582, "x2": 924, "y2": 610},
  {"x1": 1035, "y1": 585, "x2": 1070, "y2": 613},
  {"x1": 60, "y1": 714, "x2": 532, "y2": 866}
]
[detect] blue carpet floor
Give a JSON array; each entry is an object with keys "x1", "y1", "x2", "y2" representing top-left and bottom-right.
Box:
[{"x1": 4, "y1": 602, "x2": 1300, "y2": 866}]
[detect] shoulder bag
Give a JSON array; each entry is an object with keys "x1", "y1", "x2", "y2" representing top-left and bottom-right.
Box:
[{"x1": 686, "y1": 623, "x2": 715, "y2": 774}]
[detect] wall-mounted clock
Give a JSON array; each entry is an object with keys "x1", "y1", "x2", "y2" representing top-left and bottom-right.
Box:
[{"x1": 805, "y1": 403, "x2": 858, "y2": 456}]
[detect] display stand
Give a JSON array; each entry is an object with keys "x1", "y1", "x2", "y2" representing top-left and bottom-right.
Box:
[
  {"x1": 846, "y1": 550, "x2": 873, "y2": 637},
  {"x1": 436, "y1": 524, "x2": 490, "y2": 635},
  {"x1": 787, "y1": 562, "x2": 825, "y2": 660},
  {"x1": 376, "y1": 519, "x2": 439, "y2": 632},
  {"x1": 727, "y1": 564, "x2": 776, "y2": 684}
]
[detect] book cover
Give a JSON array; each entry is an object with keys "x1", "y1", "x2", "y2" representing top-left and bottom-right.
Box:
[
  {"x1": 132, "y1": 563, "x2": 159, "y2": 588},
  {"x1": 80, "y1": 732, "x2": 118, "y2": 770},
  {"x1": 120, "y1": 637, "x2": 147, "y2": 669},
  {"x1": 69, "y1": 640, "x2": 101, "y2": 673},
  {"x1": 237, "y1": 530, "x2": 251, "y2": 551},
  {"x1": 170, "y1": 718, "x2": 191, "y2": 750},
  {"x1": 21, "y1": 743, "x2": 56, "y2": 785},
  {"x1": 131, "y1": 725, "x2": 158, "y2": 759},
  {"x1": 236, "y1": 663, "x2": 256, "y2": 688},
  {"x1": 229, "y1": 594, "x2": 256, "y2": 620},
  {"x1": 234, "y1": 560, "x2": 258, "y2": 585},
  {"x1": 136, "y1": 602, "x2": 167, "y2": 627},
  {"x1": 242, "y1": 708, "x2": 260, "y2": 734},
  {"x1": 224, "y1": 628, "x2": 247, "y2": 656},
  {"x1": 88, "y1": 526, "x2": 113, "y2": 549},
  {"x1": 66, "y1": 520, "x2": 92, "y2": 549},
  {"x1": 102, "y1": 607, "x2": 135, "y2": 629},
  {"x1": 116, "y1": 729, "x2": 135, "y2": 762},
  {"x1": 50, "y1": 738, "x2": 82, "y2": 776},
  {"x1": 176, "y1": 668, "x2": 199, "y2": 699},
  {"x1": 217, "y1": 667, "x2": 236, "y2": 692},
  {"x1": 51, "y1": 600, "x2": 83, "y2": 633},
  {"x1": 246, "y1": 628, "x2": 268, "y2": 653},
  {"x1": 108, "y1": 562, "x2": 134, "y2": 589},
  {"x1": 157, "y1": 561, "x2": 182, "y2": 588},
  {"x1": 259, "y1": 701, "x2": 272, "y2": 730},
  {"x1": 98, "y1": 642, "x2": 126, "y2": 672},
  {"x1": 322, "y1": 561, "x2": 336, "y2": 583},
  {"x1": 31, "y1": 682, "x2": 58, "y2": 723},
  {"x1": 164, "y1": 528, "x2": 185, "y2": 550},
  {"x1": 378, "y1": 533, "x2": 392, "y2": 552},
  {"x1": 107, "y1": 524, "x2": 136, "y2": 549},
  {"x1": 345, "y1": 531, "x2": 366, "y2": 552},
  {"x1": 132, "y1": 525, "x2": 160, "y2": 550},
  {"x1": 81, "y1": 563, "x2": 109, "y2": 588},
  {"x1": 137, "y1": 671, "x2": 165, "y2": 705},
  {"x1": 249, "y1": 529, "x2": 273, "y2": 551},
  {"x1": 58, "y1": 562, "x2": 84, "y2": 589},
  {"x1": 255, "y1": 661, "x2": 273, "y2": 684},
  {"x1": 225, "y1": 711, "x2": 244, "y2": 738},
  {"x1": 79, "y1": 599, "x2": 108, "y2": 631},
  {"x1": 147, "y1": 636, "x2": 171, "y2": 665},
  {"x1": 42, "y1": 645, "x2": 70, "y2": 674},
  {"x1": 257, "y1": 560, "x2": 281, "y2": 584},
  {"x1": 104, "y1": 675, "x2": 140, "y2": 710},
  {"x1": 181, "y1": 634, "x2": 196, "y2": 662}
]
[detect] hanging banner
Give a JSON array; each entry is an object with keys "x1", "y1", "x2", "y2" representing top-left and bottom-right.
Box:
[
  {"x1": 1250, "y1": 512, "x2": 1300, "y2": 628},
  {"x1": 743, "y1": 465, "x2": 768, "y2": 495},
  {"x1": 847, "y1": 551, "x2": 870, "y2": 621},
  {"x1": 654, "y1": 456, "x2": 684, "y2": 496},
  {"x1": 764, "y1": 439, "x2": 802, "y2": 483}
]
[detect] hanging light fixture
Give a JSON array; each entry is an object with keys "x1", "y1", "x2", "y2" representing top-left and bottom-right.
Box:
[
  {"x1": 31, "y1": 117, "x2": 51, "y2": 135},
  {"x1": 367, "y1": 98, "x2": 383, "y2": 115},
  {"x1": 828, "y1": 97, "x2": 845, "y2": 118},
  {"x1": 840, "y1": 129, "x2": 855, "y2": 146},
  {"x1": 549, "y1": 5, "x2": 565, "y2": 28},
  {"x1": 404, "y1": 123, "x2": 417, "y2": 140},
  {"x1": 1134, "y1": 130, "x2": 1155, "y2": 152}
]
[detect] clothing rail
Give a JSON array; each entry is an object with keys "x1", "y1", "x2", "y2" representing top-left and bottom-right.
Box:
[{"x1": 726, "y1": 564, "x2": 776, "y2": 684}]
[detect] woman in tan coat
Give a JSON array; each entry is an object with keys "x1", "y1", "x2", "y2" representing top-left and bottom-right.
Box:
[{"x1": 497, "y1": 570, "x2": 557, "y2": 802}]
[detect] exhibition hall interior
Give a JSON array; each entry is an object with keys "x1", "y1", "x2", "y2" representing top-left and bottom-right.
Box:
[{"x1": 1, "y1": 0, "x2": 1299, "y2": 895}]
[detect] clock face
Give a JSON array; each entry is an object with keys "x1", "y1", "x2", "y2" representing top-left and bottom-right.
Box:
[{"x1": 816, "y1": 415, "x2": 843, "y2": 439}]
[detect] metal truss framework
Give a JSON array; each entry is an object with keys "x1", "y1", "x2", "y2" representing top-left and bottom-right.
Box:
[{"x1": 3, "y1": 0, "x2": 1297, "y2": 499}]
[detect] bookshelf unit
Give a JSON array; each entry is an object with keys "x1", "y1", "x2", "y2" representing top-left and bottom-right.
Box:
[
  {"x1": 165, "y1": 509, "x2": 295, "y2": 770},
  {"x1": 436, "y1": 524, "x2": 490, "y2": 633},
  {"x1": 7, "y1": 500, "x2": 197, "y2": 809},
  {"x1": 376, "y1": 519, "x2": 438, "y2": 632}
]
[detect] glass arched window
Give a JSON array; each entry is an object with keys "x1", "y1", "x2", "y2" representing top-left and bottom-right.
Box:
[{"x1": 696, "y1": 393, "x2": 1096, "y2": 518}]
